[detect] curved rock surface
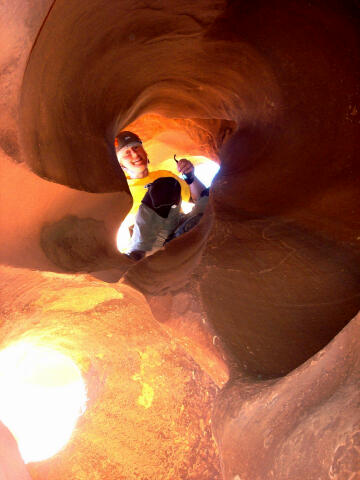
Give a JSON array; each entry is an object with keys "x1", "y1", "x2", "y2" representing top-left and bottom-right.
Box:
[
  {"x1": 1, "y1": 0, "x2": 360, "y2": 479},
  {"x1": 0, "y1": 266, "x2": 221, "y2": 480},
  {"x1": 0, "y1": 422, "x2": 31, "y2": 480}
]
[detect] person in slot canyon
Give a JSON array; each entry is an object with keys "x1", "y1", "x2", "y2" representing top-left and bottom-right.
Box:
[{"x1": 115, "y1": 131, "x2": 209, "y2": 260}]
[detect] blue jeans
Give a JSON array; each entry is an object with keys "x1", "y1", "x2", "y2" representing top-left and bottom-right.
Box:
[{"x1": 129, "y1": 188, "x2": 209, "y2": 254}]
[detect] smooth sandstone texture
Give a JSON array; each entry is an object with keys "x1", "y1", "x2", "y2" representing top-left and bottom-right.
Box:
[
  {"x1": 213, "y1": 311, "x2": 360, "y2": 480},
  {"x1": 0, "y1": 266, "x2": 221, "y2": 480},
  {"x1": 1, "y1": 0, "x2": 360, "y2": 479}
]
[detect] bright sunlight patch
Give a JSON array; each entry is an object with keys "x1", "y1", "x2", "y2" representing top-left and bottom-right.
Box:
[{"x1": 0, "y1": 341, "x2": 87, "y2": 463}]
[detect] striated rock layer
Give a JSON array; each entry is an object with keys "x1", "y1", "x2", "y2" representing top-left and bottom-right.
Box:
[{"x1": 1, "y1": 0, "x2": 360, "y2": 478}]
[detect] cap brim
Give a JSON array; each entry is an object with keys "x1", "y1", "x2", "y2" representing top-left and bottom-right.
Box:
[{"x1": 116, "y1": 141, "x2": 142, "y2": 153}]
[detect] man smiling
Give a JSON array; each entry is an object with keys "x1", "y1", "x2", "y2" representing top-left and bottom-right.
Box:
[{"x1": 115, "y1": 131, "x2": 208, "y2": 260}]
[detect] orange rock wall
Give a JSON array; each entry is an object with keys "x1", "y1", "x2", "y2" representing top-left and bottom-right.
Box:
[{"x1": 1, "y1": 0, "x2": 360, "y2": 479}]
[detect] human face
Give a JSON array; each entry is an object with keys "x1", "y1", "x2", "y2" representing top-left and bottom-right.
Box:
[{"x1": 117, "y1": 144, "x2": 149, "y2": 178}]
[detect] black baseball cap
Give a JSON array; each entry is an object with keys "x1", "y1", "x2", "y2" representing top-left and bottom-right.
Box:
[{"x1": 115, "y1": 131, "x2": 142, "y2": 152}]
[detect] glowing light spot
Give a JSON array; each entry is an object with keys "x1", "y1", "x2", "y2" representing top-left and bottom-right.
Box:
[
  {"x1": 116, "y1": 213, "x2": 136, "y2": 253},
  {"x1": 132, "y1": 373, "x2": 154, "y2": 409},
  {"x1": 137, "y1": 383, "x2": 154, "y2": 409},
  {"x1": 132, "y1": 349, "x2": 158, "y2": 409},
  {"x1": 194, "y1": 160, "x2": 220, "y2": 187},
  {"x1": 181, "y1": 201, "x2": 195, "y2": 214},
  {"x1": 38, "y1": 287, "x2": 124, "y2": 312},
  {"x1": 0, "y1": 342, "x2": 87, "y2": 463}
]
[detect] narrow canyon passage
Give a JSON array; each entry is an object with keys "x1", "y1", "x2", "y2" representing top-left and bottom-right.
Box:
[{"x1": 0, "y1": 0, "x2": 360, "y2": 479}]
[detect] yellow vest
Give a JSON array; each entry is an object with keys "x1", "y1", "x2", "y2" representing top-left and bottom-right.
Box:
[{"x1": 127, "y1": 170, "x2": 191, "y2": 215}]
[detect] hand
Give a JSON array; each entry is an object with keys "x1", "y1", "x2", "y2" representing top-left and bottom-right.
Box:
[{"x1": 176, "y1": 158, "x2": 194, "y2": 177}]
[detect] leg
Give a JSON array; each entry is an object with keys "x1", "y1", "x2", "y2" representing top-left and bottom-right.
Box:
[
  {"x1": 130, "y1": 203, "x2": 166, "y2": 253},
  {"x1": 166, "y1": 187, "x2": 210, "y2": 243},
  {"x1": 128, "y1": 177, "x2": 182, "y2": 259}
]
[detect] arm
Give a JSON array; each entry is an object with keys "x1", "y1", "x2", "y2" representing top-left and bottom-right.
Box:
[{"x1": 176, "y1": 159, "x2": 206, "y2": 202}]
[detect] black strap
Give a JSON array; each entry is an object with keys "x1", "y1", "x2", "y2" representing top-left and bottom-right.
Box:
[{"x1": 141, "y1": 177, "x2": 181, "y2": 218}]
